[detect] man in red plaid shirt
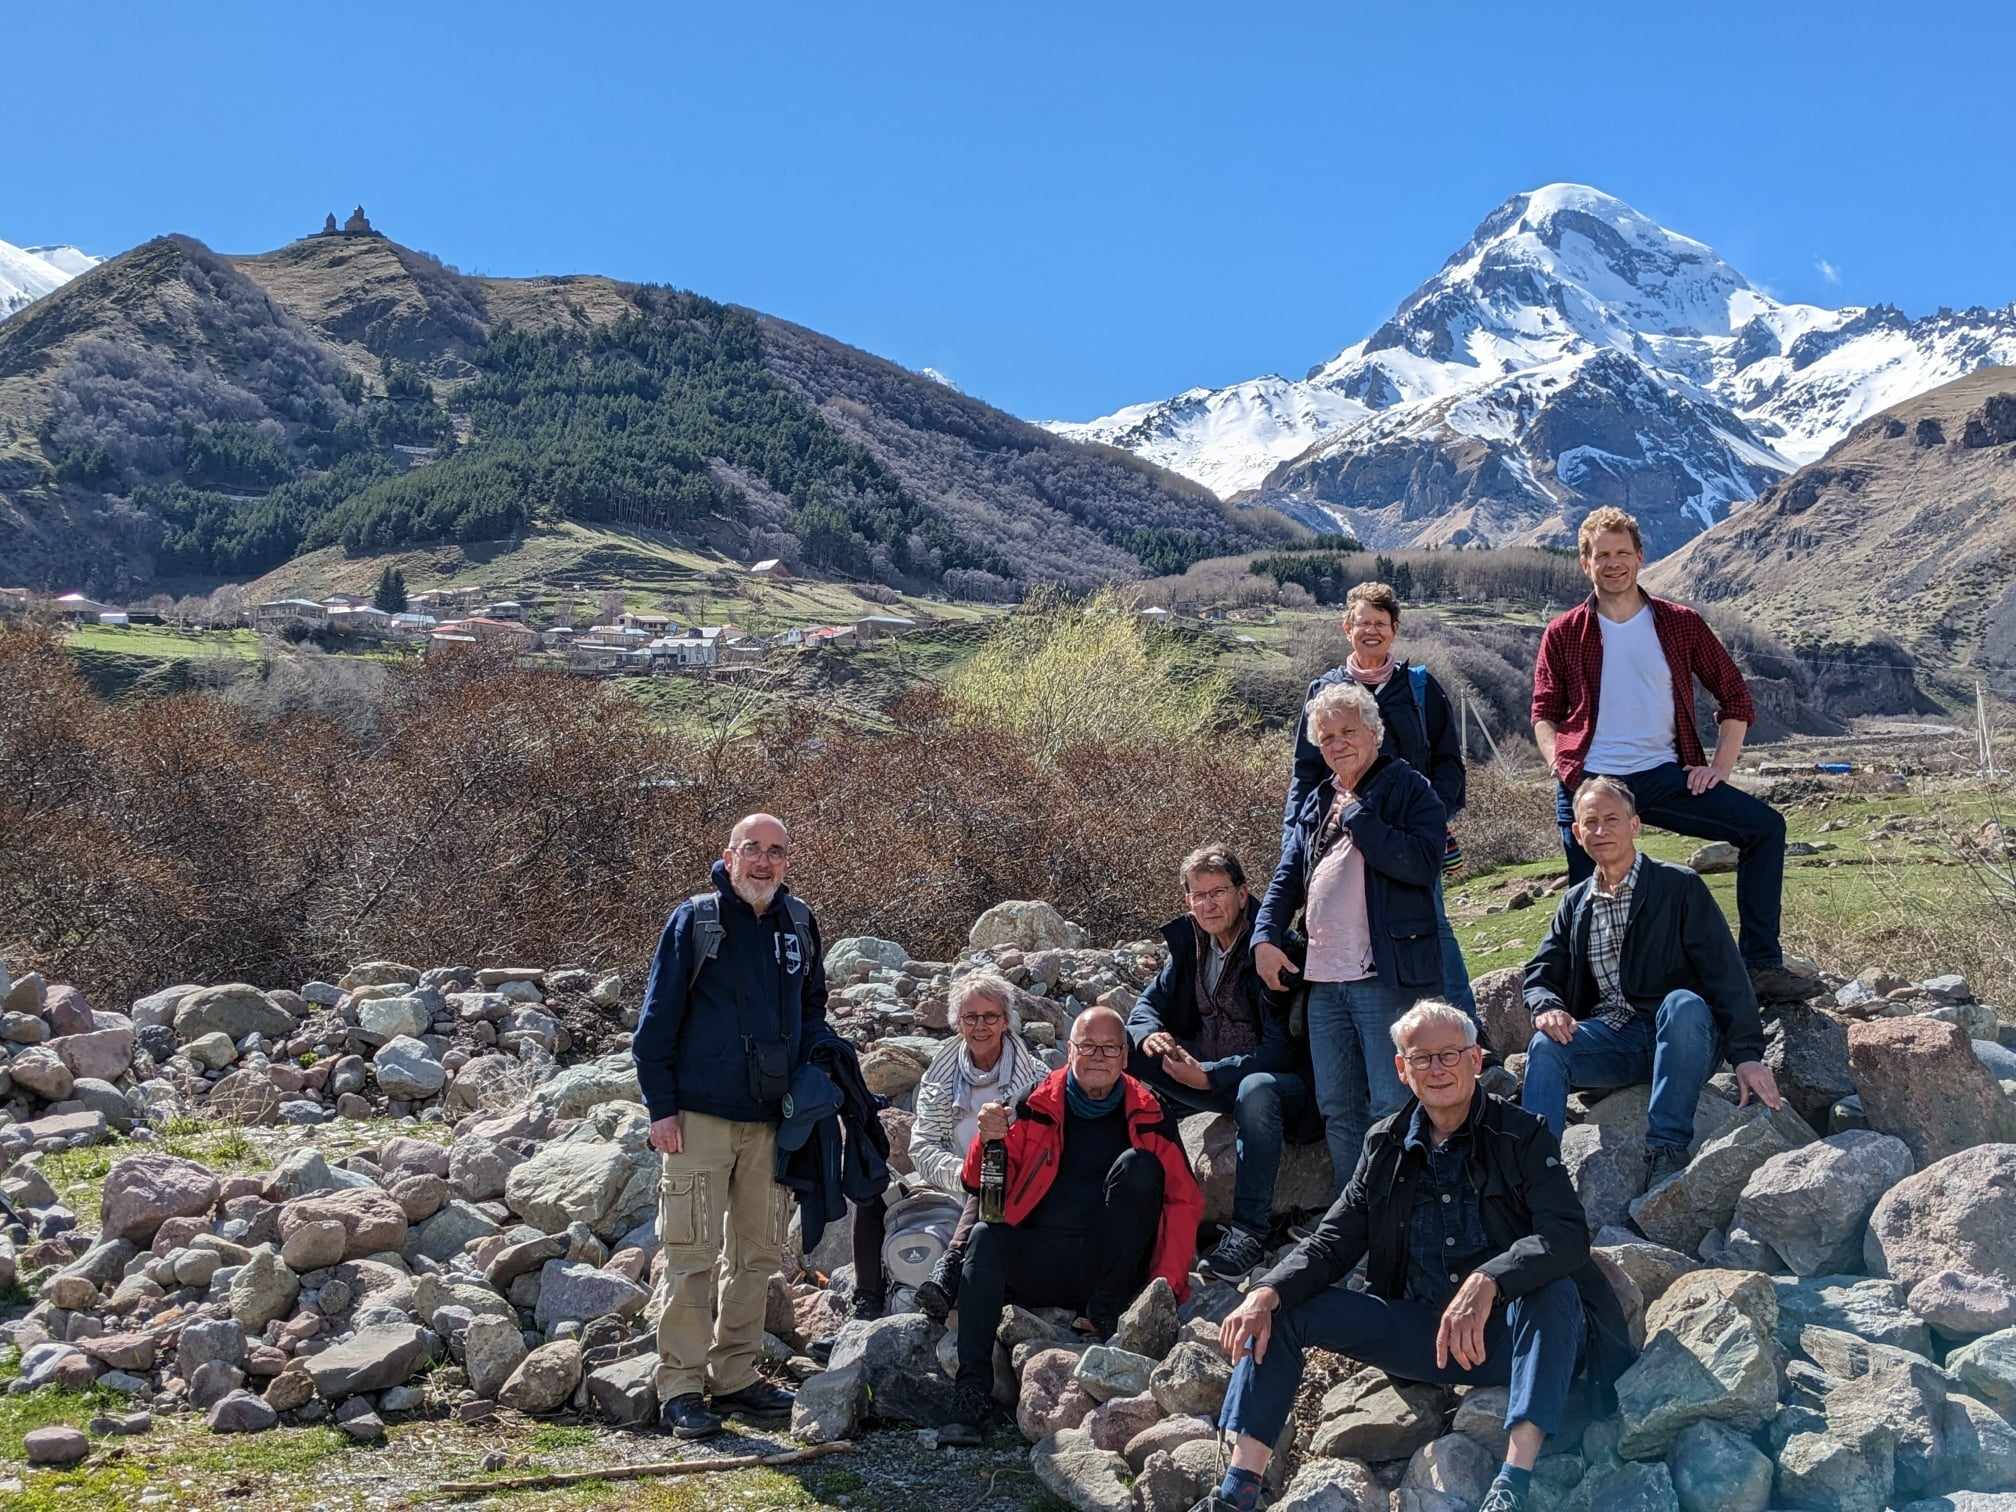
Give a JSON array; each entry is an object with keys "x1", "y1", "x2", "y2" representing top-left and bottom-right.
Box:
[{"x1": 1530, "y1": 507, "x2": 1818, "y2": 1001}]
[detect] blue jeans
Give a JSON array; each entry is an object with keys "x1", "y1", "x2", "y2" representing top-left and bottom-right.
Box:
[
  {"x1": 1557, "y1": 763, "x2": 1787, "y2": 968},
  {"x1": 1220, "y1": 1278, "x2": 1585, "y2": 1447},
  {"x1": 1305, "y1": 978, "x2": 1414, "y2": 1194},
  {"x1": 1432, "y1": 875, "x2": 1478, "y2": 1022},
  {"x1": 1127, "y1": 1051, "x2": 1316, "y2": 1236},
  {"x1": 1520, "y1": 989, "x2": 1721, "y2": 1151}
]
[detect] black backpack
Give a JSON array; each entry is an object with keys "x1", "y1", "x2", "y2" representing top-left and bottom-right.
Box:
[{"x1": 685, "y1": 890, "x2": 817, "y2": 990}]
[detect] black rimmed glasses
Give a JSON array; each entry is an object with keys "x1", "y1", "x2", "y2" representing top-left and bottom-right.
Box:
[
  {"x1": 1401, "y1": 1049, "x2": 1473, "y2": 1072},
  {"x1": 1068, "y1": 1041, "x2": 1126, "y2": 1060}
]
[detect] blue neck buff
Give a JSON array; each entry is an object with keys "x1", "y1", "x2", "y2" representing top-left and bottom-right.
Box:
[{"x1": 1065, "y1": 1069, "x2": 1125, "y2": 1120}]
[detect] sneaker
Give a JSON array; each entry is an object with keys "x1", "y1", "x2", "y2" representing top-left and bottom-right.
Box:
[
  {"x1": 937, "y1": 1381, "x2": 992, "y2": 1447},
  {"x1": 1184, "y1": 1496, "x2": 1244, "y2": 1512},
  {"x1": 659, "y1": 1391, "x2": 721, "y2": 1439},
  {"x1": 1749, "y1": 964, "x2": 1824, "y2": 1001},
  {"x1": 916, "y1": 1251, "x2": 961, "y2": 1323},
  {"x1": 849, "y1": 1290, "x2": 885, "y2": 1323},
  {"x1": 1201, "y1": 1227, "x2": 1266, "y2": 1281},
  {"x1": 1644, "y1": 1145, "x2": 1691, "y2": 1192},
  {"x1": 711, "y1": 1378, "x2": 795, "y2": 1423},
  {"x1": 1478, "y1": 1478, "x2": 1530, "y2": 1512}
]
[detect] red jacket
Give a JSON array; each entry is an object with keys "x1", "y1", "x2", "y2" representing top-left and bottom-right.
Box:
[
  {"x1": 1531, "y1": 592, "x2": 1756, "y2": 787},
  {"x1": 959, "y1": 1067, "x2": 1202, "y2": 1303}
]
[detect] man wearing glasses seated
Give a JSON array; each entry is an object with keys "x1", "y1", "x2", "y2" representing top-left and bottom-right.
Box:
[
  {"x1": 937, "y1": 1006, "x2": 1204, "y2": 1446},
  {"x1": 1126, "y1": 843, "x2": 1319, "y2": 1281},
  {"x1": 1198, "y1": 1002, "x2": 1633, "y2": 1512}
]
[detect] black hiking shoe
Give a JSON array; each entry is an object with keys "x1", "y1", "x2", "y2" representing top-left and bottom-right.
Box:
[
  {"x1": 916, "y1": 1251, "x2": 961, "y2": 1323},
  {"x1": 659, "y1": 1391, "x2": 721, "y2": 1439},
  {"x1": 849, "y1": 1290, "x2": 885, "y2": 1323},
  {"x1": 1750, "y1": 964, "x2": 1824, "y2": 1001},
  {"x1": 937, "y1": 1381, "x2": 992, "y2": 1447},
  {"x1": 1644, "y1": 1145, "x2": 1691, "y2": 1192},
  {"x1": 1201, "y1": 1226, "x2": 1267, "y2": 1281},
  {"x1": 712, "y1": 1378, "x2": 795, "y2": 1423}
]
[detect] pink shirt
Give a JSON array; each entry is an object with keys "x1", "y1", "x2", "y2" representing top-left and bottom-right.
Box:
[{"x1": 1303, "y1": 798, "x2": 1376, "y2": 983}]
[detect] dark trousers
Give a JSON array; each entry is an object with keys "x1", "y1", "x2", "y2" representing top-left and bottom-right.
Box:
[
  {"x1": 1220, "y1": 1279, "x2": 1584, "y2": 1449},
  {"x1": 954, "y1": 1148, "x2": 1163, "y2": 1394},
  {"x1": 1557, "y1": 762, "x2": 1787, "y2": 967},
  {"x1": 1128, "y1": 1049, "x2": 1318, "y2": 1236},
  {"x1": 853, "y1": 1194, "x2": 886, "y2": 1300}
]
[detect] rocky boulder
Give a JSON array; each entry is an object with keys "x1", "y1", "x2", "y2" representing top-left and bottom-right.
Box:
[
  {"x1": 1181, "y1": 1111, "x2": 1334, "y2": 1225},
  {"x1": 1731, "y1": 1130, "x2": 1914, "y2": 1276},
  {"x1": 172, "y1": 984, "x2": 296, "y2": 1041},
  {"x1": 99, "y1": 1154, "x2": 220, "y2": 1244},
  {"x1": 303, "y1": 1323, "x2": 431, "y2": 1398},
  {"x1": 1867, "y1": 1145, "x2": 2016, "y2": 1296},
  {"x1": 968, "y1": 901, "x2": 1087, "y2": 952},
  {"x1": 278, "y1": 1187, "x2": 410, "y2": 1260},
  {"x1": 1628, "y1": 1102, "x2": 1817, "y2": 1256},
  {"x1": 1848, "y1": 1017, "x2": 2016, "y2": 1167},
  {"x1": 498, "y1": 1339, "x2": 583, "y2": 1414},
  {"x1": 1030, "y1": 1426, "x2": 1134, "y2": 1512},
  {"x1": 1617, "y1": 1269, "x2": 1781, "y2": 1456}
]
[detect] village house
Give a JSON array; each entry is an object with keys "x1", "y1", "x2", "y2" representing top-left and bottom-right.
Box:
[
  {"x1": 748, "y1": 559, "x2": 792, "y2": 579},
  {"x1": 51, "y1": 593, "x2": 115, "y2": 625},
  {"x1": 617, "y1": 610, "x2": 672, "y2": 634},
  {"x1": 451, "y1": 617, "x2": 539, "y2": 652},
  {"x1": 483, "y1": 600, "x2": 527, "y2": 622},
  {"x1": 388, "y1": 611, "x2": 438, "y2": 636},
  {"x1": 251, "y1": 598, "x2": 329, "y2": 630},
  {"x1": 327, "y1": 605, "x2": 393, "y2": 635},
  {"x1": 322, "y1": 594, "x2": 363, "y2": 609},
  {"x1": 854, "y1": 614, "x2": 917, "y2": 644},
  {"x1": 652, "y1": 633, "x2": 718, "y2": 668}
]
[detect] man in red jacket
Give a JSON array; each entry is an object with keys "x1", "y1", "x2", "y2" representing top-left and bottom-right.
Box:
[
  {"x1": 936, "y1": 1005, "x2": 1203, "y2": 1446},
  {"x1": 1530, "y1": 507, "x2": 1816, "y2": 1001}
]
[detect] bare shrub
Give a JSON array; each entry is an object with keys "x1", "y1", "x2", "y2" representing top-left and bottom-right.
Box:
[{"x1": 1454, "y1": 767, "x2": 1561, "y2": 873}]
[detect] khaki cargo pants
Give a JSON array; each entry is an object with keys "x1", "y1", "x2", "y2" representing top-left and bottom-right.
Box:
[{"x1": 652, "y1": 1110, "x2": 791, "y2": 1399}]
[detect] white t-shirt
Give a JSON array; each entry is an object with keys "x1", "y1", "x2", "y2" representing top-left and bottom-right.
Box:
[{"x1": 1583, "y1": 604, "x2": 1677, "y2": 775}]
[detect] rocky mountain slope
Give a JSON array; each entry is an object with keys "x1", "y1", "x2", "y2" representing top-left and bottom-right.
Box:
[
  {"x1": 0, "y1": 228, "x2": 1282, "y2": 595},
  {"x1": 1646, "y1": 366, "x2": 2016, "y2": 695},
  {"x1": 1054, "y1": 184, "x2": 2016, "y2": 558}
]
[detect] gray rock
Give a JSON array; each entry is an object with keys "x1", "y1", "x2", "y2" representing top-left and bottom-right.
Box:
[
  {"x1": 24, "y1": 1425, "x2": 90, "y2": 1465},
  {"x1": 8, "y1": 1044, "x2": 73, "y2": 1099},
  {"x1": 1617, "y1": 1271, "x2": 1780, "y2": 1456},
  {"x1": 412, "y1": 1200, "x2": 503, "y2": 1263},
  {"x1": 207, "y1": 1388, "x2": 278, "y2": 1433},
  {"x1": 1397, "y1": 1432, "x2": 1497, "y2": 1512},
  {"x1": 1775, "y1": 1275, "x2": 1933, "y2": 1354},
  {"x1": 173, "y1": 984, "x2": 296, "y2": 1041},
  {"x1": 825, "y1": 937, "x2": 910, "y2": 976},
  {"x1": 800, "y1": 1314, "x2": 957, "y2": 1438},
  {"x1": 498, "y1": 1338, "x2": 584, "y2": 1414},
  {"x1": 1310, "y1": 1369, "x2": 1447, "y2": 1463},
  {"x1": 1030, "y1": 1426, "x2": 1133, "y2": 1512},
  {"x1": 525, "y1": 1056, "x2": 641, "y2": 1121},
  {"x1": 1949, "y1": 1328, "x2": 2016, "y2": 1416},
  {"x1": 51, "y1": 1025, "x2": 134, "y2": 1083},
  {"x1": 373, "y1": 1035, "x2": 446, "y2": 1099},
  {"x1": 1668, "y1": 1419, "x2": 1772, "y2": 1512},
  {"x1": 462, "y1": 1313, "x2": 529, "y2": 1399},
  {"x1": 1181, "y1": 1111, "x2": 1335, "y2": 1225},
  {"x1": 280, "y1": 1218, "x2": 347, "y2": 1272},
  {"x1": 1910, "y1": 1270, "x2": 2016, "y2": 1340},
  {"x1": 448, "y1": 1136, "x2": 527, "y2": 1202},
  {"x1": 228, "y1": 1246, "x2": 300, "y2": 1330},
  {"x1": 503, "y1": 1136, "x2": 656, "y2": 1239},
  {"x1": 189, "y1": 1359, "x2": 246, "y2": 1410},
  {"x1": 178, "y1": 1318, "x2": 247, "y2": 1378},
  {"x1": 1561, "y1": 1122, "x2": 1649, "y2": 1231},
  {"x1": 357, "y1": 995, "x2": 431, "y2": 1044},
  {"x1": 1587, "y1": 1461, "x2": 1683, "y2": 1512},
  {"x1": 1110, "y1": 1276, "x2": 1178, "y2": 1360},
  {"x1": 586, "y1": 1351, "x2": 659, "y2": 1425},
  {"x1": 1690, "y1": 841, "x2": 1739, "y2": 873},
  {"x1": 1775, "y1": 1424, "x2": 1896, "y2": 1512},
  {"x1": 531, "y1": 1258, "x2": 649, "y2": 1331},
  {"x1": 1932, "y1": 1391, "x2": 2016, "y2": 1497},
  {"x1": 1147, "y1": 1340, "x2": 1231, "y2": 1418},
  {"x1": 1628, "y1": 1102, "x2": 1817, "y2": 1255},
  {"x1": 1135, "y1": 1438, "x2": 1222, "y2": 1511},
  {"x1": 98, "y1": 1153, "x2": 220, "y2": 1243},
  {"x1": 1071, "y1": 1344, "x2": 1156, "y2": 1404},
  {"x1": 1732, "y1": 1129, "x2": 1914, "y2": 1276},
  {"x1": 1273, "y1": 1456, "x2": 1384, "y2": 1512},
  {"x1": 1767, "y1": 1002, "x2": 1857, "y2": 1127},
  {"x1": 303, "y1": 1323, "x2": 431, "y2": 1398}
]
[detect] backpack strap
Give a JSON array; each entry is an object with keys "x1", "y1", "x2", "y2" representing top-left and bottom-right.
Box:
[
  {"x1": 1408, "y1": 663, "x2": 1428, "y2": 707},
  {"x1": 685, "y1": 892, "x2": 724, "y2": 992},
  {"x1": 782, "y1": 894, "x2": 818, "y2": 976}
]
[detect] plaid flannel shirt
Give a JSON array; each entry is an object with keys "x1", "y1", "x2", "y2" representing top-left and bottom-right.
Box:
[
  {"x1": 1531, "y1": 592, "x2": 1756, "y2": 786},
  {"x1": 1588, "y1": 853, "x2": 1644, "y2": 1027}
]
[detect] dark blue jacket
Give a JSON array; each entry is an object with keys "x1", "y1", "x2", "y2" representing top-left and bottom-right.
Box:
[
  {"x1": 1256, "y1": 754, "x2": 1447, "y2": 994},
  {"x1": 1285, "y1": 665, "x2": 1465, "y2": 829},
  {"x1": 632, "y1": 860, "x2": 831, "y2": 1125},
  {"x1": 777, "y1": 1039, "x2": 891, "y2": 1254},
  {"x1": 1126, "y1": 898, "x2": 1308, "y2": 1094},
  {"x1": 1524, "y1": 855, "x2": 1764, "y2": 1065}
]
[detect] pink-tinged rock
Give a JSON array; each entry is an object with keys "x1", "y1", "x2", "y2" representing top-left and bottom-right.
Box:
[
  {"x1": 1084, "y1": 1390, "x2": 1163, "y2": 1452},
  {"x1": 1017, "y1": 1346, "x2": 1098, "y2": 1444},
  {"x1": 276, "y1": 1187, "x2": 408, "y2": 1260},
  {"x1": 79, "y1": 1331, "x2": 157, "y2": 1371},
  {"x1": 100, "y1": 1154, "x2": 223, "y2": 1244},
  {"x1": 1907, "y1": 1268, "x2": 2016, "y2": 1339},
  {"x1": 217, "y1": 1177, "x2": 265, "y2": 1203},
  {"x1": 52, "y1": 1025, "x2": 133, "y2": 1083},
  {"x1": 880, "y1": 1109, "x2": 916, "y2": 1177},
  {"x1": 151, "y1": 1216, "x2": 209, "y2": 1255},
  {"x1": 266, "y1": 1064, "x2": 306, "y2": 1094},
  {"x1": 1847, "y1": 1017, "x2": 2016, "y2": 1167},
  {"x1": 1472, "y1": 966, "x2": 1533, "y2": 1059},
  {"x1": 1122, "y1": 1413, "x2": 1216, "y2": 1472},
  {"x1": 43, "y1": 984, "x2": 96, "y2": 1036}
]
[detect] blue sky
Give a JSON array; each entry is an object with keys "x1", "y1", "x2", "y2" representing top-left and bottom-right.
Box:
[{"x1": 8, "y1": 1, "x2": 2014, "y2": 420}]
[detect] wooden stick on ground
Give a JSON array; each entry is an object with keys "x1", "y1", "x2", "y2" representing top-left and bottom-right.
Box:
[{"x1": 433, "y1": 1439, "x2": 857, "y2": 1497}]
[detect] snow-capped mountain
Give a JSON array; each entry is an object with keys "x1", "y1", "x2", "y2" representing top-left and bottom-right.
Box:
[
  {"x1": 0, "y1": 239, "x2": 102, "y2": 320},
  {"x1": 1049, "y1": 184, "x2": 2016, "y2": 556}
]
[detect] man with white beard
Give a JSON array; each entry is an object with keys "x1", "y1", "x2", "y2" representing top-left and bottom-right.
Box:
[{"x1": 633, "y1": 813, "x2": 828, "y2": 1439}]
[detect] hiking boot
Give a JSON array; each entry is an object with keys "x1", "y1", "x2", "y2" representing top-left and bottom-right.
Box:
[
  {"x1": 1201, "y1": 1226, "x2": 1267, "y2": 1281},
  {"x1": 1478, "y1": 1476, "x2": 1530, "y2": 1512},
  {"x1": 712, "y1": 1379, "x2": 795, "y2": 1423},
  {"x1": 1644, "y1": 1145, "x2": 1691, "y2": 1192},
  {"x1": 849, "y1": 1290, "x2": 885, "y2": 1323},
  {"x1": 916, "y1": 1251, "x2": 961, "y2": 1323},
  {"x1": 1184, "y1": 1496, "x2": 1245, "y2": 1512},
  {"x1": 1750, "y1": 964, "x2": 1824, "y2": 1001},
  {"x1": 659, "y1": 1392, "x2": 721, "y2": 1439},
  {"x1": 937, "y1": 1380, "x2": 992, "y2": 1447}
]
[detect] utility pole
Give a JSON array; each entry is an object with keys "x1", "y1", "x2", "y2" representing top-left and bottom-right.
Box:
[
  {"x1": 1979, "y1": 681, "x2": 2000, "y2": 777},
  {"x1": 1461, "y1": 694, "x2": 1471, "y2": 765}
]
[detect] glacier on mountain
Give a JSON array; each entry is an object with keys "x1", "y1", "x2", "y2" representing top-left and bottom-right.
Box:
[
  {"x1": 1049, "y1": 185, "x2": 2016, "y2": 555},
  {"x1": 0, "y1": 239, "x2": 102, "y2": 321}
]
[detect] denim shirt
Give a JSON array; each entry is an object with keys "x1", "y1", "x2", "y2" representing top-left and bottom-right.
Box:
[{"x1": 1402, "y1": 1103, "x2": 1493, "y2": 1307}]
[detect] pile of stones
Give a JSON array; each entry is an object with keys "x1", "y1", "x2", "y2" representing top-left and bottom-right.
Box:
[{"x1": 8, "y1": 901, "x2": 2016, "y2": 1512}]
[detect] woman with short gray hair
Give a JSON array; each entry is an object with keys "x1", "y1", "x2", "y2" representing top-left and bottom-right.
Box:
[{"x1": 1256, "y1": 680, "x2": 1449, "y2": 1196}]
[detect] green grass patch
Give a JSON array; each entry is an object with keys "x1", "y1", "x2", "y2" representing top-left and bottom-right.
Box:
[
  {"x1": 524, "y1": 1424, "x2": 599, "y2": 1453},
  {"x1": 1, "y1": 1456, "x2": 153, "y2": 1512},
  {"x1": 63, "y1": 625, "x2": 261, "y2": 660},
  {"x1": 176, "y1": 1422, "x2": 358, "y2": 1476},
  {"x1": 0, "y1": 1384, "x2": 127, "y2": 1460},
  {"x1": 36, "y1": 1122, "x2": 273, "y2": 1220}
]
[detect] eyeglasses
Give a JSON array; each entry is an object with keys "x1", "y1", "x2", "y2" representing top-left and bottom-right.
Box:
[
  {"x1": 959, "y1": 1012, "x2": 1007, "y2": 1027},
  {"x1": 1402, "y1": 1049, "x2": 1474, "y2": 1072},
  {"x1": 1186, "y1": 884, "x2": 1241, "y2": 906},
  {"x1": 733, "y1": 843, "x2": 790, "y2": 863},
  {"x1": 1069, "y1": 1042, "x2": 1126, "y2": 1060}
]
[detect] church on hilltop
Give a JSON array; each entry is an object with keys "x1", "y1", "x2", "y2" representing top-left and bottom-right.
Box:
[{"x1": 315, "y1": 206, "x2": 382, "y2": 238}]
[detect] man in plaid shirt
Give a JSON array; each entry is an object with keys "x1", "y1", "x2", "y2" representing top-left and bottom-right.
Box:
[{"x1": 1530, "y1": 507, "x2": 1816, "y2": 1002}]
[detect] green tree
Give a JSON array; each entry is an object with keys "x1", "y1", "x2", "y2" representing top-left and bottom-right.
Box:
[{"x1": 373, "y1": 565, "x2": 408, "y2": 613}]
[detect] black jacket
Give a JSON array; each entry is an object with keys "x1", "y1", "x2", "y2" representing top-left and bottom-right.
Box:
[
  {"x1": 1255, "y1": 1089, "x2": 1635, "y2": 1409},
  {"x1": 1523, "y1": 855, "x2": 1763, "y2": 1065},
  {"x1": 1125, "y1": 898, "x2": 1308, "y2": 1095},
  {"x1": 632, "y1": 859, "x2": 831, "y2": 1124},
  {"x1": 777, "y1": 1037, "x2": 891, "y2": 1254},
  {"x1": 1286, "y1": 664, "x2": 1465, "y2": 828},
  {"x1": 1256, "y1": 754, "x2": 1446, "y2": 994}
]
